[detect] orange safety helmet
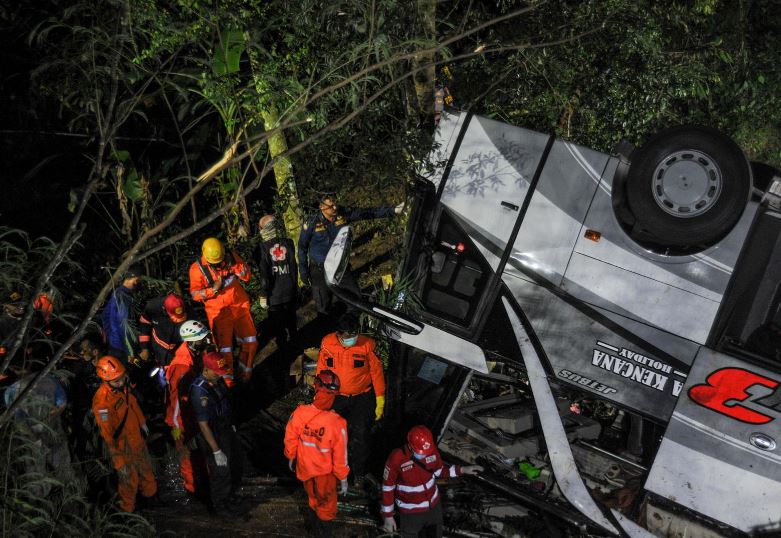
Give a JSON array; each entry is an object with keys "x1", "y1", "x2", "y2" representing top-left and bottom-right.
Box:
[
  {"x1": 407, "y1": 425, "x2": 436, "y2": 457},
  {"x1": 314, "y1": 369, "x2": 340, "y2": 394},
  {"x1": 96, "y1": 355, "x2": 126, "y2": 382}
]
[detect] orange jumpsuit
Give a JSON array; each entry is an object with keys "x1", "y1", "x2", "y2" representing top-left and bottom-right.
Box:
[
  {"x1": 188, "y1": 250, "x2": 257, "y2": 380},
  {"x1": 92, "y1": 383, "x2": 157, "y2": 512},
  {"x1": 316, "y1": 333, "x2": 386, "y2": 397},
  {"x1": 317, "y1": 333, "x2": 385, "y2": 478},
  {"x1": 284, "y1": 403, "x2": 350, "y2": 520},
  {"x1": 165, "y1": 343, "x2": 200, "y2": 493}
]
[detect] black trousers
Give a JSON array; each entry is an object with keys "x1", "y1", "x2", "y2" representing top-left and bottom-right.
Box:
[
  {"x1": 309, "y1": 263, "x2": 361, "y2": 315},
  {"x1": 267, "y1": 302, "x2": 297, "y2": 356},
  {"x1": 196, "y1": 425, "x2": 243, "y2": 509},
  {"x1": 331, "y1": 389, "x2": 375, "y2": 478},
  {"x1": 399, "y1": 502, "x2": 443, "y2": 538}
]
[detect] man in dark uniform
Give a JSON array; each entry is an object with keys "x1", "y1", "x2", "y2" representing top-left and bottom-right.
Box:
[
  {"x1": 67, "y1": 334, "x2": 104, "y2": 461},
  {"x1": 256, "y1": 215, "x2": 299, "y2": 358},
  {"x1": 138, "y1": 293, "x2": 189, "y2": 368},
  {"x1": 190, "y1": 351, "x2": 244, "y2": 517},
  {"x1": 298, "y1": 195, "x2": 403, "y2": 315}
]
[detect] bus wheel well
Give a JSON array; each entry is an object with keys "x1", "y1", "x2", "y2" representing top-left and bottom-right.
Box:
[{"x1": 613, "y1": 125, "x2": 752, "y2": 255}]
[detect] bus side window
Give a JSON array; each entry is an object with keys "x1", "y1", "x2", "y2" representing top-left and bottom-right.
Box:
[{"x1": 422, "y1": 212, "x2": 491, "y2": 325}]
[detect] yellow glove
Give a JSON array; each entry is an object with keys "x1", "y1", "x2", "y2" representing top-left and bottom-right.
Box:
[
  {"x1": 172, "y1": 427, "x2": 183, "y2": 441},
  {"x1": 375, "y1": 395, "x2": 385, "y2": 421}
]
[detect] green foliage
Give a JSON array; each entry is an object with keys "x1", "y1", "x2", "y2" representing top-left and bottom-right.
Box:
[
  {"x1": 0, "y1": 420, "x2": 158, "y2": 537},
  {"x1": 0, "y1": 227, "x2": 83, "y2": 366},
  {"x1": 451, "y1": 0, "x2": 781, "y2": 167},
  {"x1": 364, "y1": 273, "x2": 423, "y2": 368}
]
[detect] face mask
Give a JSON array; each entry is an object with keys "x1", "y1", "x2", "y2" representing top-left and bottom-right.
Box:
[
  {"x1": 340, "y1": 335, "x2": 358, "y2": 347},
  {"x1": 191, "y1": 336, "x2": 212, "y2": 351},
  {"x1": 412, "y1": 451, "x2": 425, "y2": 460}
]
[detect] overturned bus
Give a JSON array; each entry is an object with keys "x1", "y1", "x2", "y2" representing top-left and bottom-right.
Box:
[{"x1": 324, "y1": 111, "x2": 781, "y2": 537}]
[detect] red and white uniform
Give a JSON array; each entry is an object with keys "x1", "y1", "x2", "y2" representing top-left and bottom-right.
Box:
[{"x1": 381, "y1": 446, "x2": 461, "y2": 516}]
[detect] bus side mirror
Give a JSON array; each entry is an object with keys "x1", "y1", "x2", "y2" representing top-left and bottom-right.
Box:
[{"x1": 325, "y1": 226, "x2": 353, "y2": 286}]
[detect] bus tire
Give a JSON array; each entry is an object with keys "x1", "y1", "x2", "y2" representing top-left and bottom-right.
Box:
[{"x1": 623, "y1": 125, "x2": 751, "y2": 250}]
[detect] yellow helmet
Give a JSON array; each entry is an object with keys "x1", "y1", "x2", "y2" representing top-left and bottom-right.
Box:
[{"x1": 202, "y1": 237, "x2": 225, "y2": 264}]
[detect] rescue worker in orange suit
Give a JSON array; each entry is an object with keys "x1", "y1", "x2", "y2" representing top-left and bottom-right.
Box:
[
  {"x1": 189, "y1": 237, "x2": 257, "y2": 383},
  {"x1": 163, "y1": 320, "x2": 212, "y2": 495},
  {"x1": 316, "y1": 313, "x2": 384, "y2": 489},
  {"x1": 381, "y1": 425, "x2": 482, "y2": 536},
  {"x1": 190, "y1": 351, "x2": 245, "y2": 517},
  {"x1": 92, "y1": 355, "x2": 158, "y2": 513},
  {"x1": 139, "y1": 293, "x2": 189, "y2": 368},
  {"x1": 284, "y1": 370, "x2": 349, "y2": 537}
]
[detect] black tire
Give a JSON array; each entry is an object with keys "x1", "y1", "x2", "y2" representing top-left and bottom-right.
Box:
[{"x1": 622, "y1": 125, "x2": 752, "y2": 250}]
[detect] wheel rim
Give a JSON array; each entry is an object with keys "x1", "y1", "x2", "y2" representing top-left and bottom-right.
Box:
[{"x1": 651, "y1": 149, "x2": 722, "y2": 218}]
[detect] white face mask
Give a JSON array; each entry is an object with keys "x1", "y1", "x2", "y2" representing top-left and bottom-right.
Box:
[{"x1": 339, "y1": 335, "x2": 358, "y2": 347}]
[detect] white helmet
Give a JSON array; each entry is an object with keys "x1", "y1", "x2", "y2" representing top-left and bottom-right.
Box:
[{"x1": 179, "y1": 320, "x2": 209, "y2": 342}]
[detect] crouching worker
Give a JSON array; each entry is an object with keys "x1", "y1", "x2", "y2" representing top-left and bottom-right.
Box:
[
  {"x1": 190, "y1": 351, "x2": 244, "y2": 517},
  {"x1": 284, "y1": 371, "x2": 349, "y2": 537},
  {"x1": 381, "y1": 425, "x2": 483, "y2": 537},
  {"x1": 92, "y1": 356, "x2": 158, "y2": 513}
]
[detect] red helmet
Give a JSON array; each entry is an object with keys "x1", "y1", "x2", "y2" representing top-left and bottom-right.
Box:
[
  {"x1": 407, "y1": 425, "x2": 436, "y2": 457},
  {"x1": 314, "y1": 370, "x2": 340, "y2": 394},
  {"x1": 163, "y1": 293, "x2": 186, "y2": 323},
  {"x1": 96, "y1": 355, "x2": 126, "y2": 382},
  {"x1": 202, "y1": 351, "x2": 230, "y2": 375}
]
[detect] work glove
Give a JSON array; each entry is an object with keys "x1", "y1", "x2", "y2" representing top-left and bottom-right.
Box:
[
  {"x1": 374, "y1": 395, "x2": 385, "y2": 421},
  {"x1": 259, "y1": 296, "x2": 268, "y2": 310},
  {"x1": 138, "y1": 349, "x2": 150, "y2": 362},
  {"x1": 128, "y1": 355, "x2": 142, "y2": 368},
  {"x1": 171, "y1": 427, "x2": 183, "y2": 441},
  {"x1": 340, "y1": 479, "x2": 349, "y2": 495},
  {"x1": 213, "y1": 449, "x2": 228, "y2": 467},
  {"x1": 288, "y1": 459, "x2": 295, "y2": 473},
  {"x1": 383, "y1": 516, "x2": 397, "y2": 533},
  {"x1": 461, "y1": 465, "x2": 484, "y2": 476},
  {"x1": 141, "y1": 423, "x2": 149, "y2": 438},
  {"x1": 394, "y1": 202, "x2": 406, "y2": 215},
  {"x1": 156, "y1": 367, "x2": 168, "y2": 388}
]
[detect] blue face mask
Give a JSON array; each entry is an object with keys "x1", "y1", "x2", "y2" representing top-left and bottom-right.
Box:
[
  {"x1": 412, "y1": 451, "x2": 425, "y2": 460},
  {"x1": 340, "y1": 335, "x2": 358, "y2": 347}
]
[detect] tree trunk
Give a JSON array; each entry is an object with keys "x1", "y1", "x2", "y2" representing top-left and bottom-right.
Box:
[
  {"x1": 260, "y1": 106, "x2": 303, "y2": 250},
  {"x1": 411, "y1": 0, "x2": 437, "y2": 118}
]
